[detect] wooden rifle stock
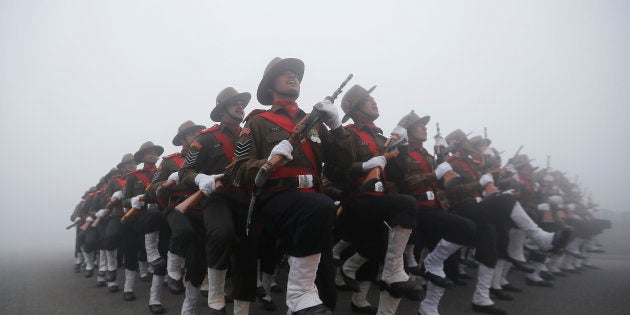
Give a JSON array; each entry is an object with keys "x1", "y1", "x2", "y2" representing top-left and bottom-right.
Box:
[
  {"x1": 91, "y1": 217, "x2": 102, "y2": 227},
  {"x1": 174, "y1": 179, "x2": 222, "y2": 214},
  {"x1": 79, "y1": 220, "x2": 92, "y2": 231},
  {"x1": 120, "y1": 196, "x2": 145, "y2": 222},
  {"x1": 362, "y1": 137, "x2": 402, "y2": 185}
]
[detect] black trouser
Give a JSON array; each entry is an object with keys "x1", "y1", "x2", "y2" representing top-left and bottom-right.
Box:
[
  {"x1": 414, "y1": 206, "x2": 476, "y2": 251},
  {"x1": 257, "y1": 190, "x2": 336, "y2": 257},
  {"x1": 183, "y1": 210, "x2": 207, "y2": 287},
  {"x1": 451, "y1": 200, "x2": 498, "y2": 268},
  {"x1": 204, "y1": 191, "x2": 258, "y2": 301},
  {"x1": 166, "y1": 209, "x2": 195, "y2": 258},
  {"x1": 105, "y1": 214, "x2": 123, "y2": 251},
  {"x1": 340, "y1": 193, "x2": 417, "y2": 261},
  {"x1": 120, "y1": 213, "x2": 145, "y2": 271},
  {"x1": 96, "y1": 217, "x2": 109, "y2": 250},
  {"x1": 83, "y1": 226, "x2": 100, "y2": 253}
]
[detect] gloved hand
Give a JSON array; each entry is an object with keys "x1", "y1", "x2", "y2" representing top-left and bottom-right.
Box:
[
  {"x1": 537, "y1": 203, "x2": 551, "y2": 212},
  {"x1": 167, "y1": 171, "x2": 179, "y2": 183},
  {"x1": 390, "y1": 125, "x2": 407, "y2": 141},
  {"x1": 268, "y1": 140, "x2": 293, "y2": 161},
  {"x1": 503, "y1": 164, "x2": 516, "y2": 175},
  {"x1": 362, "y1": 156, "x2": 386, "y2": 172},
  {"x1": 548, "y1": 195, "x2": 564, "y2": 206},
  {"x1": 85, "y1": 216, "x2": 94, "y2": 223},
  {"x1": 313, "y1": 99, "x2": 341, "y2": 129},
  {"x1": 435, "y1": 162, "x2": 453, "y2": 180},
  {"x1": 195, "y1": 173, "x2": 225, "y2": 196},
  {"x1": 434, "y1": 136, "x2": 448, "y2": 148},
  {"x1": 111, "y1": 191, "x2": 123, "y2": 201},
  {"x1": 131, "y1": 195, "x2": 145, "y2": 209},
  {"x1": 479, "y1": 173, "x2": 494, "y2": 187},
  {"x1": 95, "y1": 209, "x2": 109, "y2": 218}
]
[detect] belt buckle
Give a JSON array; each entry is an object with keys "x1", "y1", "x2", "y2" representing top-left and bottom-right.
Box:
[
  {"x1": 297, "y1": 175, "x2": 314, "y2": 188},
  {"x1": 425, "y1": 191, "x2": 435, "y2": 200}
]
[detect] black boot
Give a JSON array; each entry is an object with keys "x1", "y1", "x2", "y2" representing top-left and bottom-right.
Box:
[
  {"x1": 472, "y1": 303, "x2": 507, "y2": 314},
  {"x1": 490, "y1": 288, "x2": 514, "y2": 301},
  {"x1": 166, "y1": 275, "x2": 184, "y2": 295},
  {"x1": 424, "y1": 271, "x2": 455, "y2": 289},
  {"x1": 105, "y1": 270, "x2": 117, "y2": 282},
  {"x1": 148, "y1": 304, "x2": 165, "y2": 314},
  {"x1": 293, "y1": 304, "x2": 333, "y2": 315},
  {"x1": 384, "y1": 278, "x2": 423, "y2": 301}
]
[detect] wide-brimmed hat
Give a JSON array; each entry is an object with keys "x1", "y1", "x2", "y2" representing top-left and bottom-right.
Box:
[
  {"x1": 397, "y1": 110, "x2": 430, "y2": 129},
  {"x1": 469, "y1": 135, "x2": 492, "y2": 148},
  {"x1": 509, "y1": 154, "x2": 535, "y2": 168},
  {"x1": 210, "y1": 87, "x2": 251, "y2": 122},
  {"x1": 257, "y1": 57, "x2": 304, "y2": 105},
  {"x1": 133, "y1": 141, "x2": 164, "y2": 163},
  {"x1": 172, "y1": 120, "x2": 206, "y2": 146},
  {"x1": 445, "y1": 129, "x2": 473, "y2": 152},
  {"x1": 116, "y1": 153, "x2": 137, "y2": 169},
  {"x1": 341, "y1": 84, "x2": 377, "y2": 123}
]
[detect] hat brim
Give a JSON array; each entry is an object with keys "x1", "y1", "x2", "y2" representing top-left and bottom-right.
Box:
[
  {"x1": 257, "y1": 58, "x2": 304, "y2": 105},
  {"x1": 134, "y1": 145, "x2": 164, "y2": 163},
  {"x1": 210, "y1": 92, "x2": 251, "y2": 122},
  {"x1": 407, "y1": 115, "x2": 430, "y2": 128},
  {"x1": 171, "y1": 124, "x2": 206, "y2": 146},
  {"x1": 116, "y1": 159, "x2": 139, "y2": 169},
  {"x1": 341, "y1": 85, "x2": 377, "y2": 123}
]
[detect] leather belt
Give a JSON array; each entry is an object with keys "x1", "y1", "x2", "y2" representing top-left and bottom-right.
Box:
[{"x1": 264, "y1": 175, "x2": 316, "y2": 190}]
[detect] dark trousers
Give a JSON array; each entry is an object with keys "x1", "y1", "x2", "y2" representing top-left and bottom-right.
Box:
[
  {"x1": 120, "y1": 213, "x2": 144, "y2": 271},
  {"x1": 340, "y1": 193, "x2": 417, "y2": 261},
  {"x1": 105, "y1": 214, "x2": 123, "y2": 251},
  {"x1": 415, "y1": 206, "x2": 476, "y2": 251},
  {"x1": 451, "y1": 200, "x2": 498, "y2": 268},
  {"x1": 203, "y1": 191, "x2": 258, "y2": 301},
  {"x1": 183, "y1": 210, "x2": 207, "y2": 287}
]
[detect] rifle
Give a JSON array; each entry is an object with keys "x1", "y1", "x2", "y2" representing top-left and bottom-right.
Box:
[
  {"x1": 246, "y1": 74, "x2": 354, "y2": 235},
  {"x1": 362, "y1": 137, "x2": 406, "y2": 189},
  {"x1": 66, "y1": 218, "x2": 82, "y2": 230},
  {"x1": 91, "y1": 197, "x2": 120, "y2": 227},
  {"x1": 434, "y1": 123, "x2": 447, "y2": 164},
  {"x1": 173, "y1": 179, "x2": 223, "y2": 213},
  {"x1": 120, "y1": 196, "x2": 145, "y2": 222},
  {"x1": 79, "y1": 218, "x2": 92, "y2": 231}
]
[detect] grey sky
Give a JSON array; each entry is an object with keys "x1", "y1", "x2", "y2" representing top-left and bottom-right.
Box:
[{"x1": 1, "y1": 1, "x2": 629, "y2": 251}]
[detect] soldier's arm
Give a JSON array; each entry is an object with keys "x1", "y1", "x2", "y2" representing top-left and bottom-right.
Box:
[
  {"x1": 122, "y1": 175, "x2": 138, "y2": 209},
  {"x1": 322, "y1": 126, "x2": 356, "y2": 182}
]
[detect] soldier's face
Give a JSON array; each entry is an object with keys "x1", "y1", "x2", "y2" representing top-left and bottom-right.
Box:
[
  {"x1": 358, "y1": 97, "x2": 379, "y2": 120},
  {"x1": 518, "y1": 164, "x2": 534, "y2": 179},
  {"x1": 409, "y1": 123, "x2": 427, "y2": 142},
  {"x1": 271, "y1": 71, "x2": 300, "y2": 98},
  {"x1": 183, "y1": 131, "x2": 198, "y2": 147},
  {"x1": 143, "y1": 149, "x2": 159, "y2": 164},
  {"x1": 123, "y1": 161, "x2": 137, "y2": 173},
  {"x1": 225, "y1": 101, "x2": 246, "y2": 122}
]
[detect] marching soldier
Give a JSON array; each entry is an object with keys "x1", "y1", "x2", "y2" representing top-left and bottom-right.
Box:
[
  {"x1": 121, "y1": 141, "x2": 163, "y2": 304},
  {"x1": 231, "y1": 57, "x2": 353, "y2": 315},
  {"x1": 387, "y1": 111, "x2": 476, "y2": 315},
  {"x1": 143, "y1": 120, "x2": 205, "y2": 299},
  {"x1": 177, "y1": 87, "x2": 252, "y2": 315},
  {"x1": 329, "y1": 85, "x2": 423, "y2": 315}
]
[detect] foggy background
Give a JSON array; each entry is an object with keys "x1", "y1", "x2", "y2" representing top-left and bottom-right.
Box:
[{"x1": 1, "y1": 0, "x2": 629, "y2": 256}]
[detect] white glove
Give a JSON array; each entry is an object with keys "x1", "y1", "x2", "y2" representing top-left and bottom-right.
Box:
[
  {"x1": 95, "y1": 209, "x2": 109, "y2": 218},
  {"x1": 85, "y1": 216, "x2": 94, "y2": 222},
  {"x1": 131, "y1": 194, "x2": 145, "y2": 209},
  {"x1": 313, "y1": 99, "x2": 341, "y2": 129},
  {"x1": 195, "y1": 173, "x2": 225, "y2": 196},
  {"x1": 548, "y1": 195, "x2": 564, "y2": 206},
  {"x1": 567, "y1": 203, "x2": 577, "y2": 211},
  {"x1": 435, "y1": 162, "x2": 453, "y2": 180},
  {"x1": 479, "y1": 173, "x2": 494, "y2": 187},
  {"x1": 111, "y1": 191, "x2": 123, "y2": 201},
  {"x1": 362, "y1": 156, "x2": 386, "y2": 172},
  {"x1": 268, "y1": 140, "x2": 293, "y2": 161},
  {"x1": 537, "y1": 203, "x2": 551, "y2": 212},
  {"x1": 390, "y1": 125, "x2": 407, "y2": 141},
  {"x1": 504, "y1": 164, "x2": 516, "y2": 174},
  {"x1": 167, "y1": 172, "x2": 180, "y2": 183},
  {"x1": 434, "y1": 136, "x2": 448, "y2": 147}
]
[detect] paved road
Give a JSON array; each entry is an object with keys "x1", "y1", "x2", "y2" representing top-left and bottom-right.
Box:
[{"x1": 2, "y1": 211, "x2": 628, "y2": 314}]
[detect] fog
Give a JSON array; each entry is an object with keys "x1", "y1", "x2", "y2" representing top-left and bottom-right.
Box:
[{"x1": 1, "y1": 0, "x2": 629, "y2": 254}]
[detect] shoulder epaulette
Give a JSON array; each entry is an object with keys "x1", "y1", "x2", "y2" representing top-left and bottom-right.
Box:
[
  {"x1": 244, "y1": 109, "x2": 267, "y2": 122},
  {"x1": 162, "y1": 152, "x2": 180, "y2": 160},
  {"x1": 199, "y1": 124, "x2": 220, "y2": 134}
]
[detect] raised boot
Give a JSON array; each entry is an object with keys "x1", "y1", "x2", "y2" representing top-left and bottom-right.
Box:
[
  {"x1": 424, "y1": 239, "x2": 461, "y2": 288},
  {"x1": 341, "y1": 253, "x2": 368, "y2": 292}
]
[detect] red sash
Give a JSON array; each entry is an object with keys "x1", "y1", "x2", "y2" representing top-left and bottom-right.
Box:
[
  {"x1": 346, "y1": 125, "x2": 380, "y2": 156},
  {"x1": 408, "y1": 150, "x2": 431, "y2": 173},
  {"x1": 258, "y1": 111, "x2": 318, "y2": 174},
  {"x1": 129, "y1": 170, "x2": 152, "y2": 189},
  {"x1": 114, "y1": 176, "x2": 127, "y2": 190},
  {"x1": 202, "y1": 125, "x2": 236, "y2": 163},
  {"x1": 450, "y1": 158, "x2": 478, "y2": 180}
]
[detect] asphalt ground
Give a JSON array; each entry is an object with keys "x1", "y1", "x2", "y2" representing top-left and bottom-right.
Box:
[{"x1": 2, "y1": 211, "x2": 628, "y2": 315}]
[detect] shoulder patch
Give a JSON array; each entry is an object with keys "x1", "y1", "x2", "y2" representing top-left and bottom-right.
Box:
[{"x1": 239, "y1": 127, "x2": 251, "y2": 137}]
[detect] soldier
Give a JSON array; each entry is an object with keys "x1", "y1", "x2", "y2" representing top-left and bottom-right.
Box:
[
  {"x1": 143, "y1": 120, "x2": 205, "y2": 300},
  {"x1": 101, "y1": 153, "x2": 138, "y2": 293},
  {"x1": 435, "y1": 130, "x2": 572, "y2": 314},
  {"x1": 387, "y1": 111, "x2": 476, "y2": 315},
  {"x1": 69, "y1": 189, "x2": 92, "y2": 273},
  {"x1": 121, "y1": 141, "x2": 163, "y2": 303},
  {"x1": 177, "y1": 87, "x2": 252, "y2": 315},
  {"x1": 328, "y1": 85, "x2": 423, "y2": 315},
  {"x1": 231, "y1": 57, "x2": 353, "y2": 315},
  {"x1": 93, "y1": 168, "x2": 122, "y2": 288},
  {"x1": 80, "y1": 179, "x2": 109, "y2": 279}
]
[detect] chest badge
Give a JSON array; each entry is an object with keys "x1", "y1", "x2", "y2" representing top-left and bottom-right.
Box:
[{"x1": 309, "y1": 128, "x2": 321, "y2": 143}]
